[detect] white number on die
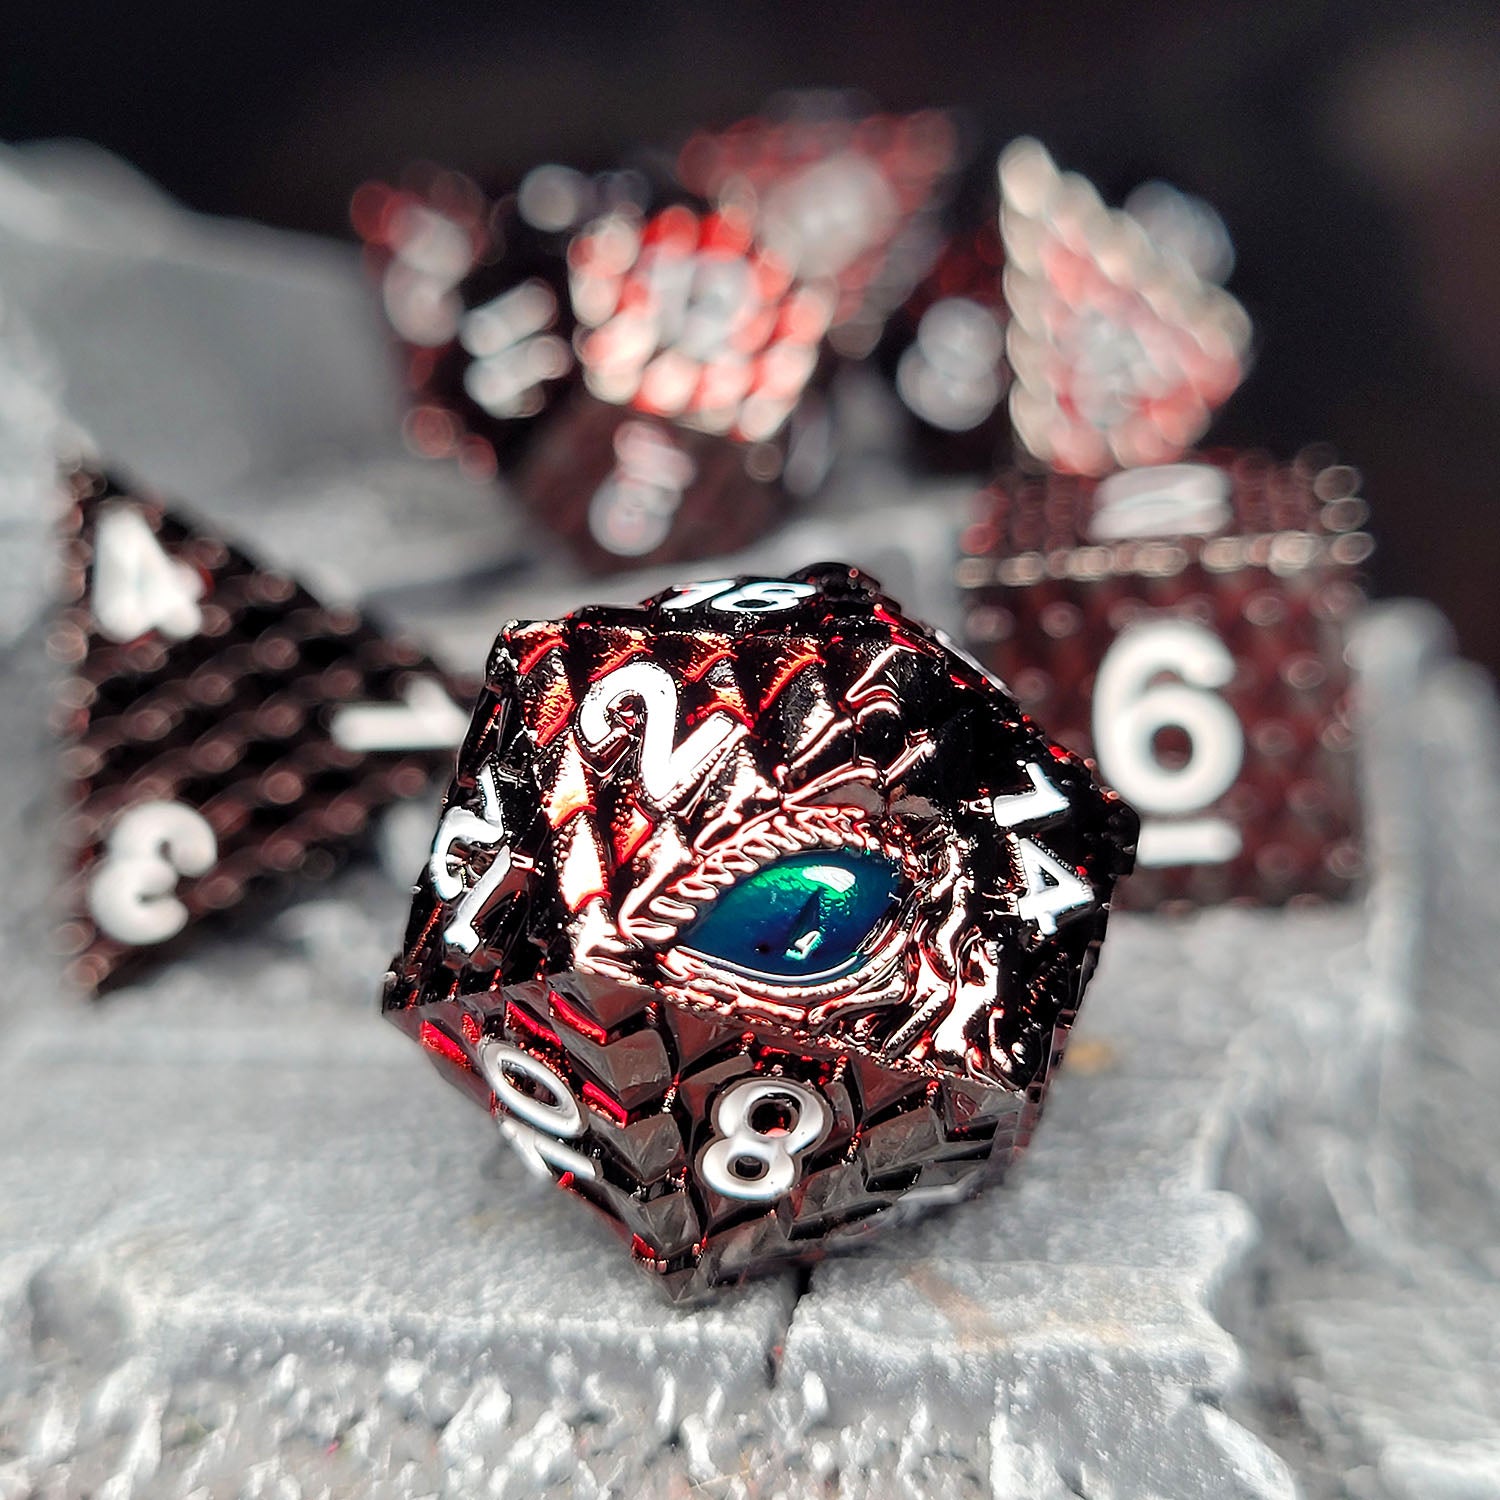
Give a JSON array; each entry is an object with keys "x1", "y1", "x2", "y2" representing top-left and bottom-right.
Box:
[
  {"x1": 895, "y1": 297, "x2": 1006, "y2": 433},
  {"x1": 87, "y1": 801, "x2": 218, "y2": 945},
  {"x1": 460, "y1": 279, "x2": 573, "y2": 419},
  {"x1": 700, "y1": 1077, "x2": 829, "y2": 1201},
  {"x1": 479, "y1": 1041, "x2": 597, "y2": 1182},
  {"x1": 989, "y1": 761, "x2": 1093, "y2": 936},
  {"x1": 429, "y1": 764, "x2": 513, "y2": 954},
  {"x1": 658, "y1": 578, "x2": 816, "y2": 614},
  {"x1": 578, "y1": 660, "x2": 742, "y2": 810},
  {"x1": 1092, "y1": 619, "x2": 1244, "y2": 867},
  {"x1": 990, "y1": 761, "x2": 1069, "y2": 830},
  {"x1": 92, "y1": 505, "x2": 204, "y2": 644},
  {"x1": 1011, "y1": 837, "x2": 1093, "y2": 936}
]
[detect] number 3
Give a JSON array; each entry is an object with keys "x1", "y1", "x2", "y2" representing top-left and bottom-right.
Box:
[{"x1": 87, "y1": 801, "x2": 217, "y2": 945}]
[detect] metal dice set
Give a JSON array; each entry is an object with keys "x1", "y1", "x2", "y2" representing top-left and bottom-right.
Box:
[
  {"x1": 47, "y1": 95, "x2": 1381, "y2": 1294},
  {"x1": 353, "y1": 114, "x2": 1255, "y2": 568},
  {"x1": 381, "y1": 566, "x2": 1136, "y2": 1297},
  {"x1": 353, "y1": 105, "x2": 966, "y2": 570}
]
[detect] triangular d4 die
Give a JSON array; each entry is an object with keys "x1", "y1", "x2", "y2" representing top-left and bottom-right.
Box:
[{"x1": 53, "y1": 466, "x2": 474, "y2": 993}]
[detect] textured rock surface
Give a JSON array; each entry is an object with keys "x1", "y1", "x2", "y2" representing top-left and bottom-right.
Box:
[{"x1": 1, "y1": 143, "x2": 1498, "y2": 1498}]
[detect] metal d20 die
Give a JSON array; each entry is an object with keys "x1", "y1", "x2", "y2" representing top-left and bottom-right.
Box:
[{"x1": 382, "y1": 564, "x2": 1136, "y2": 1298}]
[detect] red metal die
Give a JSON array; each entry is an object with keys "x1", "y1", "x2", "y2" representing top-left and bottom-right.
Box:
[
  {"x1": 356, "y1": 168, "x2": 842, "y2": 570},
  {"x1": 998, "y1": 139, "x2": 1251, "y2": 476},
  {"x1": 514, "y1": 390, "x2": 827, "y2": 573},
  {"x1": 53, "y1": 467, "x2": 472, "y2": 992},
  {"x1": 514, "y1": 198, "x2": 839, "y2": 570},
  {"x1": 957, "y1": 452, "x2": 1373, "y2": 907},
  {"x1": 353, "y1": 163, "x2": 657, "y2": 480},
  {"x1": 382, "y1": 565, "x2": 1136, "y2": 1297},
  {"x1": 676, "y1": 102, "x2": 962, "y2": 358}
]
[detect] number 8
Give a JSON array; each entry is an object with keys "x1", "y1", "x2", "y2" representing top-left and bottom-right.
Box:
[{"x1": 700, "y1": 1078, "x2": 829, "y2": 1201}]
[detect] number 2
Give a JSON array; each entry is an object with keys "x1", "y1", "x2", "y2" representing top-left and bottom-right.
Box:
[{"x1": 578, "y1": 660, "x2": 742, "y2": 809}]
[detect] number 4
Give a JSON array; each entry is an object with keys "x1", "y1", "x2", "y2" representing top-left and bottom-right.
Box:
[
  {"x1": 990, "y1": 761, "x2": 1093, "y2": 936},
  {"x1": 1012, "y1": 838, "x2": 1092, "y2": 936},
  {"x1": 92, "y1": 505, "x2": 204, "y2": 643}
]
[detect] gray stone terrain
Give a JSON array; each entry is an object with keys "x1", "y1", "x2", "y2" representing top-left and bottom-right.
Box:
[{"x1": 1, "y1": 143, "x2": 1497, "y2": 1498}]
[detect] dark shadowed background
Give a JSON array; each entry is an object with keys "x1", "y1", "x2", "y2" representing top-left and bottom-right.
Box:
[{"x1": 5, "y1": 0, "x2": 1498, "y2": 668}]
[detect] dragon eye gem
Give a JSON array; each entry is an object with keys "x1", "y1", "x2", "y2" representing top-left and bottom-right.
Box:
[
  {"x1": 382, "y1": 564, "x2": 1137, "y2": 1298},
  {"x1": 678, "y1": 849, "x2": 902, "y2": 982}
]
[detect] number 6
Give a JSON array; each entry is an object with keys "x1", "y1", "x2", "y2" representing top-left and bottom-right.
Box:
[{"x1": 1092, "y1": 619, "x2": 1244, "y2": 867}]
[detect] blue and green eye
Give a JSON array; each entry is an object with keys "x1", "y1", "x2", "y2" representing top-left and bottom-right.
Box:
[{"x1": 678, "y1": 849, "x2": 903, "y2": 983}]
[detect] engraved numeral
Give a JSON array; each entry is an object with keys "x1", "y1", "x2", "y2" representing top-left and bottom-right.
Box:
[
  {"x1": 578, "y1": 660, "x2": 741, "y2": 810},
  {"x1": 1088, "y1": 463, "x2": 1231, "y2": 540},
  {"x1": 92, "y1": 505, "x2": 204, "y2": 644},
  {"x1": 480, "y1": 1041, "x2": 597, "y2": 1182},
  {"x1": 330, "y1": 677, "x2": 468, "y2": 753},
  {"x1": 429, "y1": 765, "x2": 513, "y2": 953},
  {"x1": 699, "y1": 1078, "x2": 829, "y2": 1201},
  {"x1": 894, "y1": 296, "x2": 1005, "y2": 433},
  {"x1": 990, "y1": 761, "x2": 1069, "y2": 830},
  {"x1": 1092, "y1": 619, "x2": 1244, "y2": 867},
  {"x1": 586, "y1": 420, "x2": 695, "y2": 557},
  {"x1": 658, "y1": 578, "x2": 816, "y2": 614},
  {"x1": 989, "y1": 761, "x2": 1093, "y2": 935},
  {"x1": 1011, "y1": 837, "x2": 1092, "y2": 936},
  {"x1": 87, "y1": 801, "x2": 218, "y2": 945},
  {"x1": 381, "y1": 202, "x2": 473, "y2": 347},
  {"x1": 460, "y1": 279, "x2": 573, "y2": 419}
]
